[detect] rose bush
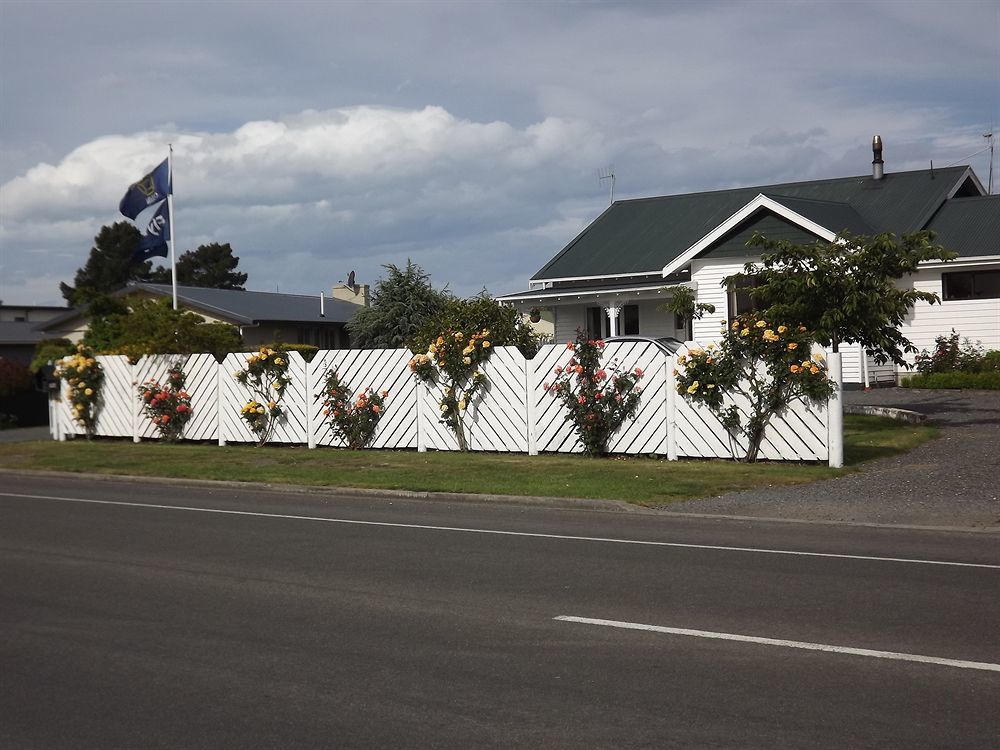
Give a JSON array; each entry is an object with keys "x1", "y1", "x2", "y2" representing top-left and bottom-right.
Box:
[
  {"x1": 136, "y1": 363, "x2": 193, "y2": 442},
  {"x1": 234, "y1": 346, "x2": 292, "y2": 445},
  {"x1": 408, "y1": 328, "x2": 491, "y2": 451},
  {"x1": 546, "y1": 330, "x2": 644, "y2": 456},
  {"x1": 674, "y1": 313, "x2": 835, "y2": 462},
  {"x1": 316, "y1": 370, "x2": 387, "y2": 449},
  {"x1": 54, "y1": 344, "x2": 104, "y2": 438}
]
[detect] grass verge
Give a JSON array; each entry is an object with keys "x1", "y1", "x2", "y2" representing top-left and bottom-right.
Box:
[{"x1": 0, "y1": 415, "x2": 938, "y2": 506}]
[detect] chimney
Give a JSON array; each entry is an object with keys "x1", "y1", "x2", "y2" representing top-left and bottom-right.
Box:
[
  {"x1": 331, "y1": 282, "x2": 370, "y2": 307},
  {"x1": 872, "y1": 135, "x2": 884, "y2": 180}
]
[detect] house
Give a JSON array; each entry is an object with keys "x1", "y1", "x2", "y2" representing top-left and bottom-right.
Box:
[
  {"x1": 38, "y1": 282, "x2": 370, "y2": 349},
  {"x1": 0, "y1": 304, "x2": 67, "y2": 365},
  {"x1": 501, "y1": 137, "x2": 1000, "y2": 384}
]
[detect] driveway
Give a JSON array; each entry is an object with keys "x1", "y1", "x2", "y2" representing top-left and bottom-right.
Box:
[{"x1": 670, "y1": 388, "x2": 1000, "y2": 529}]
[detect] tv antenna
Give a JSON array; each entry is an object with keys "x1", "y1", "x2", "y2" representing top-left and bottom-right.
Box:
[
  {"x1": 985, "y1": 129, "x2": 994, "y2": 194},
  {"x1": 598, "y1": 165, "x2": 615, "y2": 205}
]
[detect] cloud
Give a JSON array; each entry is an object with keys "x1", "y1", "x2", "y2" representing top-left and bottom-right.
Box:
[{"x1": 1, "y1": 1, "x2": 996, "y2": 305}]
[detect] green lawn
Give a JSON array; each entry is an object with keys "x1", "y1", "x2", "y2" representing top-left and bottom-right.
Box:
[{"x1": 0, "y1": 415, "x2": 937, "y2": 506}]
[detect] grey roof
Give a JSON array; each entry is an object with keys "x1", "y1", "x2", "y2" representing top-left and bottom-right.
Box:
[
  {"x1": 761, "y1": 194, "x2": 875, "y2": 236},
  {"x1": 0, "y1": 321, "x2": 47, "y2": 345},
  {"x1": 39, "y1": 283, "x2": 362, "y2": 332},
  {"x1": 926, "y1": 195, "x2": 1000, "y2": 257},
  {"x1": 532, "y1": 166, "x2": 976, "y2": 280},
  {"x1": 132, "y1": 284, "x2": 360, "y2": 324}
]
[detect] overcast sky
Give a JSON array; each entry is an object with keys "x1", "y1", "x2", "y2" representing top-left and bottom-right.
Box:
[{"x1": 1, "y1": 0, "x2": 998, "y2": 306}]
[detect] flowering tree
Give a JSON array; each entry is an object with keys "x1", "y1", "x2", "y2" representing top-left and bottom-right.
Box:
[
  {"x1": 409, "y1": 328, "x2": 491, "y2": 451},
  {"x1": 316, "y1": 370, "x2": 388, "y2": 449},
  {"x1": 674, "y1": 313, "x2": 835, "y2": 462},
  {"x1": 54, "y1": 344, "x2": 104, "y2": 438},
  {"x1": 136, "y1": 363, "x2": 194, "y2": 442},
  {"x1": 545, "y1": 330, "x2": 645, "y2": 456},
  {"x1": 234, "y1": 346, "x2": 292, "y2": 446}
]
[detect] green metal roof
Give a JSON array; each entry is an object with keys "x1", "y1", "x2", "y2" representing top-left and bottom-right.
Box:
[
  {"x1": 531, "y1": 166, "x2": 973, "y2": 280},
  {"x1": 925, "y1": 195, "x2": 1000, "y2": 257}
]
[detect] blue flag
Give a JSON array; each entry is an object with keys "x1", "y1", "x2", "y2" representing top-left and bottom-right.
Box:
[
  {"x1": 119, "y1": 158, "x2": 171, "y2": 219},
  {"x1": 131, "y1": 199, "x2": 171, "y2": 263}
]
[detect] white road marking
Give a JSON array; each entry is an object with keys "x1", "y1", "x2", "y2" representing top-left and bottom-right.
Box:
[
  {"x1": 554, "y1": 616, "x2": 1000, "y2": 673},
  {"x1": 1, "y1": 491, "x2": 998, "y2": 570}
]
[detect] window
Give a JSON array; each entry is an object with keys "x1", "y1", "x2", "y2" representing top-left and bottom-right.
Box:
[
  {"x1": 585, "y1": 307, "x2": 607, "y2": 339},
  {"x1": 943, "y1": 270, "x2": 1000, "y2": 301},
  {"x1": 621, "y1": 304, "x2": 639, "y2": 335},
  {"x1": 587, "y1": 305, "x2": 639, "y2": 337},
  {"x1": 728, "y1": 275, "x2": 762, "y2": 320}
]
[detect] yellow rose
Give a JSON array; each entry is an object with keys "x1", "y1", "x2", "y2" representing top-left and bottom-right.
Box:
[
  {"x1": 482, "y1": 341, "x2": 491, "y2": 348},
  {"x1": 755, "y1": 320, "x2": 767, "y2": 328},
  {"x1": 741, "y1": 329, "x2": 750, "y2": 337},
  {"x1": 687, "y1": 380, "x2": 700, "y2": 394},
  {"x1": 458, "y1": 400, "x2": 466, "y2": 411},
  {"x1": 274, "y1": 358, "x2": 284, "y2": 366},
  {"x1": 787, "y1": 342, "x2": 798, "y2": 350},
  {"x1": 790, "y1": 365, "x2": 801, "y2": 373},
  {"x1": 84, "y1": 388, "x2": 93, "y2": 396},
  {"x1": 777, "y1": 325, "x2": 787, "y2": 333},
  {"x1": 463, "y1": 356, "x2": 472, "y2": 365}
]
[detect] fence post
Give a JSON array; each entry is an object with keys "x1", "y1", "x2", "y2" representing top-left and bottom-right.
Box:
[
  {"x1": 827, "y1": 351, "x2": 843, "y2": 468},
  {"x1": 217, "y1": 358, "x2": 227, "y2": 447},
  {"x1": 416, "y1": 377, "x2": 427, "y2": 453},
  {"x1": 306, "y1": 356, "x2": 316, "y2": 450},
  {"x1": 665, "y1": 354, "x2": 678, "y2": 460},
  {"x1": 131, "y1": 360, "x2": 140, "y2": 443}
]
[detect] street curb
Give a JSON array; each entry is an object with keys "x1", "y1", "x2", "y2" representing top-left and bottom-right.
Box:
[
  {"x1": 1, "y1": 467, "x2": 996, "y2": 533},
  {"x1": 844, "y1": 404, "x2": 927, "y2": 424}
]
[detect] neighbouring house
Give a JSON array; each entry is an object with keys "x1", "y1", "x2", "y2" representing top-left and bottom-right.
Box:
[
  {"x1": 501, "y1": 137, "x2": 1000, "y2": 385},
  {"x1": 37, "y1": 282, "x2": 370, "y2": 349},
  {"x1": 0, "y1": 304, "x2": 67, "y2": 365}
]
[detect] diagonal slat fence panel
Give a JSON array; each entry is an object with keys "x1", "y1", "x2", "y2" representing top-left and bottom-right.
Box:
[
  {"x1": 308, "y1": 349, "x2": 417, "y2": 449},
  {"x1": 49, "y1": 343, "x2": 832, "y2": 463}
]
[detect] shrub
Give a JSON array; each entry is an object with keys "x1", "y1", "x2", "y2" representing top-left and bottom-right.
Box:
[
  {"x1": 316, "y1": 370, "x2": 387, "y2": 449},
  {"x1": 30, "y1": 338, "x2": 75, "y2": 374},
  {"x1": 901, "y1": 371, "x2": 1000, "y2": 390},
  {"x1": 0, "y1": 359, "x2": 33, "y2": 397},
  {"x1": 545, "y1": 330, "x2": 644, "y2": 456},
  {"x1": 265, "y1": 343, "x2": 319, "y2": 362},
  {"x1": 137, "y1": 363, "x2": 194, "y2": 441},
  {"x1": 914, "y1": 330, "x2": 990, "y2": 374}
]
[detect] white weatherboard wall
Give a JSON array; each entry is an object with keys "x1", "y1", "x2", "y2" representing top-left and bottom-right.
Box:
[
  {"x1": 900, "y1": 267, "x2": 1000, "y2": 370},
  {"x1": 51, "y1": 344, "x2": 834, "y2": 464}
]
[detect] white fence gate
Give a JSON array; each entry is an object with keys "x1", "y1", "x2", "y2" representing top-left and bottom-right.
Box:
[{"x1": 50, "y1": 344, "x2": 842, "y2": 465}]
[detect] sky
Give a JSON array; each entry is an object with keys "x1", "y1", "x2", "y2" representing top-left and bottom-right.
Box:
[{"x1": 1, "y1": 0, "x2": 998, "y2": 307}]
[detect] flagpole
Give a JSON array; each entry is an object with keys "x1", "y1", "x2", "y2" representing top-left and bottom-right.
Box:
[{"x1": 168, "y1": 144, "x2": 178, "y2": 310}]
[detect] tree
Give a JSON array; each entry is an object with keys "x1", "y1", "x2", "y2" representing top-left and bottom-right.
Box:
[
  {"x1": 415, "y1": 291, "x2": 543, "y2": 358},
  {"x1": 347, "y1": 261, "x2": 450, "y2": 350},
  {"x1": 82, "y1": 296, "x2": 244, "y2": 361},
  {"x1": 150, "y1": 242, "x2": 248, "y2": 289},
  {"x1": 60, "y1": 223, "x2": 153, "y2": 306},
  {"x1": 727, "y1": 231, "x2": 956, "y2": 366}
]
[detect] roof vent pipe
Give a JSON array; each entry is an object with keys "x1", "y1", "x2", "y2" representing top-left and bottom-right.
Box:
[{"x1": 872, "y1": 135, "x2": 884, "y2": 180}]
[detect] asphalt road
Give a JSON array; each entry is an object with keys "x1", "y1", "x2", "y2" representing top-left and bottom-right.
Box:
[{"x1": 2, "y1": 475, "x2": 998, "y2": 749}]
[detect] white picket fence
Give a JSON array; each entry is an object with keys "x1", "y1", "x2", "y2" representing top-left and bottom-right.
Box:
[{"x1": 50, "y1": 344, "x2": 842, "y2": 464}]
